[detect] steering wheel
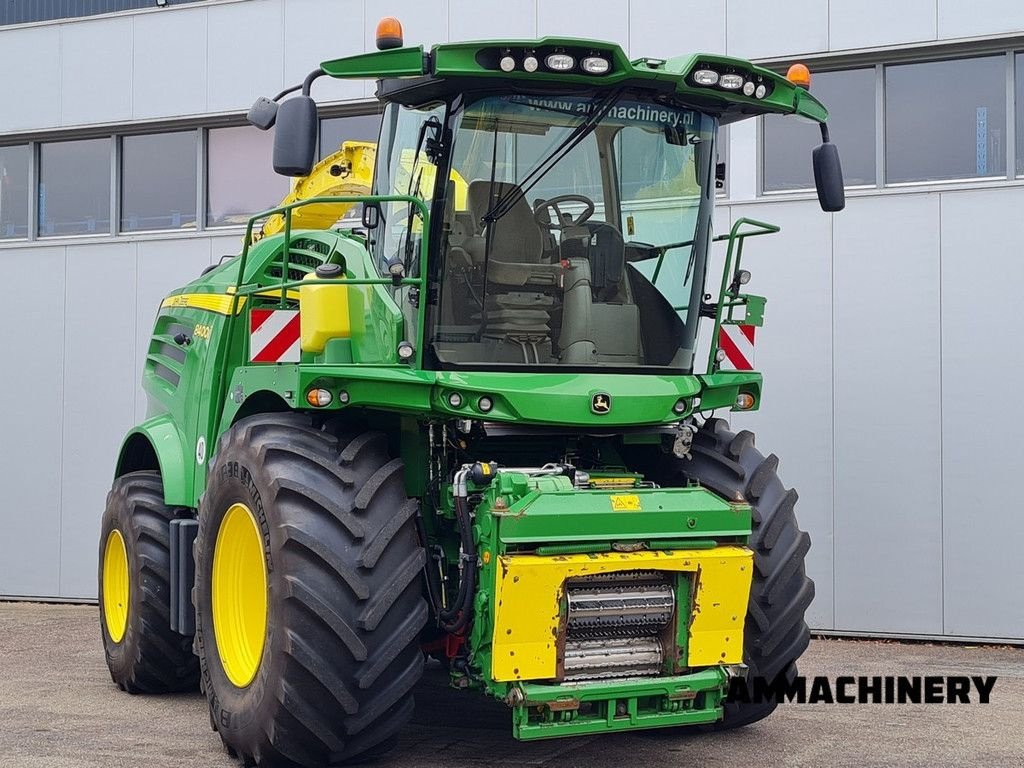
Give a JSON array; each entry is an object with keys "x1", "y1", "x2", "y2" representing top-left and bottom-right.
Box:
[{"x1": 533, "y1": 194, "x2": 595, "y2": 231}]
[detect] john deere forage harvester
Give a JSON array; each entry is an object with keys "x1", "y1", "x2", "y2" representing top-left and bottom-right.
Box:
[{"x1": 98, "y1": 18, "x2": 844, "y2": 766}]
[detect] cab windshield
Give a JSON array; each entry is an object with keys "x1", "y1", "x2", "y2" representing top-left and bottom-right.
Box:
[{"x1": 432, "y1": 92, "x2": 716, "y2": 371}]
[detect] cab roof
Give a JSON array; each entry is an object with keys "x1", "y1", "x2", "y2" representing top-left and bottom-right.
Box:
[{"x1": 320, "y1": 37, "x2": 829, "y2": 125}]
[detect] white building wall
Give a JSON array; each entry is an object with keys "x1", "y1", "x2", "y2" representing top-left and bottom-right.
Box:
[{"x1": 0, "y1": 0, "x2": 1021, "y2": 641}]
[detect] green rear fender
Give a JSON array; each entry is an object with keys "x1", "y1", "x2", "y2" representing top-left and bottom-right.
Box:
[{"x1": 115, "y1": 414, "x2": 194, "y2": 508}]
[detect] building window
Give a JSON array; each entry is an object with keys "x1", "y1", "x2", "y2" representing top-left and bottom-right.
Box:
[
  {"x1": 0, "y1": 145, "x2": 30, "y2": 240},
  {"x1": 38, "y1": 138, "x2": 111, "y2": 237},
  {"x1": 0, "y1": 0, "x2": 206, "y2": 27},
  {"x1": 886, "y1": 56, "x2": 1006, "y2": 183},
  {"x1": 207, "y1": 126, "x2": 289, "y2": 228},
  {"x1": 121, "y1": 131, "x2": 198, "y2": 232},
  {"x1": 763, "y1": 68, "x2": 876, "y2": 192},
  {"x1": 319, "y1": 113, "x2": 382, "y2": 160}
]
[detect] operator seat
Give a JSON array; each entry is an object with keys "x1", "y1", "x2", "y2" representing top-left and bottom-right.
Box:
[{"x1": 466, "y1": 180, "x2": 561, "y2": 287}]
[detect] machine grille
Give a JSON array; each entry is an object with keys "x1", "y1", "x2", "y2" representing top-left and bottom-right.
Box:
[{"x1": 562, "y1": 571, "x2": 675, "y2": 681}]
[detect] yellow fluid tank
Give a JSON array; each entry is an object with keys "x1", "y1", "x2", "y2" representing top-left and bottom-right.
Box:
[{"x1": 300, "y1": 263, "x2": 351, "y2": 354}]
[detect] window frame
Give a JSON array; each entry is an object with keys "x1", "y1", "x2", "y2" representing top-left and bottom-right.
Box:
[
  {"x1": 36, "y1": 136, "x2": 115, "y2": 239},
  {"x1": 757, "y1": 45, "x2": 1024, "y2": 197},
  {"x1": 0, "y1": 143, "x2": 33, "y2": 241},
  {"x1": 118, "y1": 129, "x2": 201, "y2": 235},
  {"x1": 0, "y1": 102, "x2": 382, "y2": 246}
]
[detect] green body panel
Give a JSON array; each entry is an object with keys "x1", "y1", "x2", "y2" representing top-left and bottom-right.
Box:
[
  {"x1": 116, "y1": 415, "x2": 193, "y2": 507},
  {"x1": 321, "y1": 46, "x2": 427, "y2": 78},
  {"x1": 487, "y1": 475, "x2": 751, "y2": 545}
]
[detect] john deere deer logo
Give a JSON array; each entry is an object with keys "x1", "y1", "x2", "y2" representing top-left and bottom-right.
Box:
[{"x1": 591, "y1": 393, "x2": 612, "y2": 414}]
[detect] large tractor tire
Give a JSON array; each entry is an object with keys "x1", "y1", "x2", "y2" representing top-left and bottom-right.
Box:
[
  {"x1": 98, "y1": 470, "x2": 200, "y2": 693},
  {"x1": 655, "y1": 418, "x2": 814, "y2": 729},
  {"x1": 194, "y1": 414, "x2": 428, "y2": 767}
]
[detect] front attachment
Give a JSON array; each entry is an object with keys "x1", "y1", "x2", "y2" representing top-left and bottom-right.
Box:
[{"x1": 463, "y1": 471, "x2": 754, "y2": 739}]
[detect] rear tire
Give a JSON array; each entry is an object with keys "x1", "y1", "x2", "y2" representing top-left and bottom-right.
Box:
[
  {"x1": 194, "y1": 414, "x2": 428, "y2": 767},
  {"x1": 98, "y1": 470, "x2": 200, "y2": 693},
  {"x1": 652, "y1": 418, "x2": 814, "y2": 729}
]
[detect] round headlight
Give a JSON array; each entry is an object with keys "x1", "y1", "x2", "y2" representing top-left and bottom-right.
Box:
[
  {"x1": 523, "y1": 55, "x2": 539, "y2": 73},
  {"x1": 581, "y1": 56, "x2": 610, "y2": 74},
  {"x1": 742, "y1": 81, "x2": 756, "y2": 96},
  {"x1": 545, "y1": 53, "x2": 575, "y2": 71},
  {"x1": 719, "y1": 74, "x2": 744, "y2": 90},
  {"x1": 397, "y1": 341, "x2": 415, "y2": 361},
  {"x1": 499, "y1": 55, "x2": 516, "y2": 72},
  {"x1": 478, "y1": 396, "x2": 494, "y2": 413},
  {"x1": 448, "y1": 392, "x2": 464, "y2": 408},
  {"x1": 755, "y1": 83, "x2": 767, "y2": 99},
  {"x1": 692, "y1": 68, "x2": 719, "y2": 86},
  {"x1": 672, "y1": 398, "x2": 688, "y2": 415}
]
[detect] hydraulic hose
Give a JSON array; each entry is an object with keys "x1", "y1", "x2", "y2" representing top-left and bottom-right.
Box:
[{"x1": 439, "y1": 469, "x2": 478, "y2": 633}]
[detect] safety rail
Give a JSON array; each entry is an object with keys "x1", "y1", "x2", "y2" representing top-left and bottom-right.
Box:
[
  {"x1": 706, "y1": 217, "x2": 779, "y2": 372},
  {"x1": 214, "y1": 195, "x2": 431, "y2": 418}
]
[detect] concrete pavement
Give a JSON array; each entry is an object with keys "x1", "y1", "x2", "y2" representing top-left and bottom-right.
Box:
[{"x1": 0, "y1": 603, "x2": 1021, "y2": 768}]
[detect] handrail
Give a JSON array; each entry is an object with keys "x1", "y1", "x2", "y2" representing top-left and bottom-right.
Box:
[
  {"x1": 706, "y1": 217, "x2": 779, "y2": 373},
  {"x1": 214, "y1": 194, "x2": 432, "y2": 426}
]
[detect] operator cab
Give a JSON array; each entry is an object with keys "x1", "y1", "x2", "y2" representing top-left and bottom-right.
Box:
[
  {"x1": 370, "y1": 89, "x2": 717, "y2": 372},
  {"x1": 259, "y1": 29, "x2": 844, "y2": 375}
]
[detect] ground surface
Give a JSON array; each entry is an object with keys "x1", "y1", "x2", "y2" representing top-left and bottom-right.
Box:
[{"x1": 0, "y1": 603, "x2": 1021, "y2": 768}]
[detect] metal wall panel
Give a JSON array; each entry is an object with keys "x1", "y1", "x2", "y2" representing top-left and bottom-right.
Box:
[
  {"x1": 59, "y1": 242, "x2": 139, "y2": 598},
  {"x1": 207, "y1": 1, "x2": 285, "y2": 114},
  {"x1": 937, "y1": 0, "x2": 1024, "y2": 40},
  {"x1": 939, "y1": 188, "x2": 1024, "y2": 639},
  {"x1": 725, "y1": 0, "x2": 828, "y2": 60},
  {"x1": 449, "y1": 0, "x2": 536, "y2": 41},
  {"x1": 727, "y1": 201, "x2": 836, "y2": 629},
  {"x1": 61, "y1": 17, "x2": 134, "y2": 126},
  {"x1": 537, "y1": 0, "x2": 630, "y2": 54},
  {"x1": 829, "y1": 0, "x2": 937, "y2": 51},
  {"x1": 832, "y1": 194, "x2": 943, "y2": 634},
  {"x1": 284, "y1": 0, "x2": 365, "y2": 105},
  {"x1": 0, "y1": 246, "x2": 65, "y2": 597},
  {"x1": 627, "y1": 0, "x2": 726, "y2": 60},
  {"x1": 0, "y1": 25, "x2": 61, "y2": 133},
  {"x1": 132, "y1": 6, "x2": 209, "y2": 119}
]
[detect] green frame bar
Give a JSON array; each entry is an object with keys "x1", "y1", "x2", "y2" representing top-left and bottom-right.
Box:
[{"x1": 513, "y1": 668, "x2": 728, "y2": 740}]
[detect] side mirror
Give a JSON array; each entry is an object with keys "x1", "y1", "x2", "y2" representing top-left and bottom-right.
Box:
[
  {"x1": 247, "y1": 96, "x2": 278, "y2": 130},
  {"x1": 812, "y1": 142, "x2": 845, "y2": 212},
  {"x1": 273, "y1": 96, "x2": 318, "y2": 177}
]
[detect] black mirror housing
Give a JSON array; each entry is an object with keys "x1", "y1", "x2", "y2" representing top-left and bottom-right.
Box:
[
  {"x1": 273, "y1": 96, "x2": 318, "y2": 177},
  {"x1": 362, "y1": 202, "x2": 381, "y2": 230},
  {"x1": 813, "y1": 142, "x2": 845, "y2": 212},
  {"x1": 247, "y1": 96, "x2": 278, "y2": 130}
]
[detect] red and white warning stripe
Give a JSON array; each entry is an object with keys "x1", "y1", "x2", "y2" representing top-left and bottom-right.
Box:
[
  {"x1": 250, "y1": 309, "x2": 300, "y2": 363},
  {"x1": 718, "y1": 324, "x2": 755, "y2": 371}
]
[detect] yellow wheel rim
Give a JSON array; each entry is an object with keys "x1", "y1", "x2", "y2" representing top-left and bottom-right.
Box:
[
  {"x1": 102, "y1": 529, "x2": 130, "y2": 643},
  {"x1": 212, "y1": 502, "x2": 268, "y2": 688}
]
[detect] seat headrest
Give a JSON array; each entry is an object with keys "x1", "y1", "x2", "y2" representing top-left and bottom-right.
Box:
[{"x1": 467, "y1": 180, "x2": 531, "y2": 229}]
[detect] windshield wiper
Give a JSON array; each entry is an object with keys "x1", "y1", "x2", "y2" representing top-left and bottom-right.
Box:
[{"x1": 481, "y1": 88, "x2": 624, "y2": 225}]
